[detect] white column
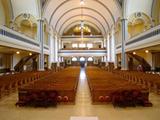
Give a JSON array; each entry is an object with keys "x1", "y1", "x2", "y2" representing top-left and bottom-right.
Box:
[
  {"x1": 49, "y1": 35, "x2": 55, "y2": 67},
  {"x1": 103, "y1": 37, "x2": 107, "y2": 48},
  {"x1": 48, "y1": 34, "x2": 51, "y2": 69},
  {"x1": 37, "y1": 19, "x2": 44, "y2": 71},
  {"x1": 111, "y1": 28, "x2": 116, "y2": 63},
  {"x1": 104, "y1": 37, "x2": 107, "y2": 63},
  {"x1": 58, "y1": 37, "x2": 61, "y2": 50},
  {"x1": 107, "y1": 34, "x2": 111, "y2": 62},
  {"x1": 104, "y1": 56, "x2": 107, "y2": 62},
  {"x1": 121, "y1": 18, "x2": 128, "y2": 70},
  {"x1": 54, "y1": 35, "x2": 58, "y2": 62},
  {"x1": 120, "y1": 0, "x2": 128, "y2": 70},
  {"x1": 61, "y1": 41, "x2": 64, "y2": 49},
  {"x1": 61, "y1": 57, "x2": 64, "y2": 62},
  {"x1": 10, "y1": 55, "x2": 14, "y2": 71},
  {"x1": 101, "y1": 41, "x2": 103, "y2": 48},
  {"x1": 101, "y1": 56, "x2": 104, "y2": 62}
]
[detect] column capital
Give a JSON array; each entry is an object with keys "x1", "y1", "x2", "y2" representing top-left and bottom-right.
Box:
[
  {"x1": 37, "y1": 18, "x2": 45, "y2": 22},
  {"x1": 121, "y1": 18, "x2": 128, "y2": 21}
]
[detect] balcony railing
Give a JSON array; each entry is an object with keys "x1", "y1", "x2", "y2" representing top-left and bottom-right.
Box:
[
  {"x1": 0, "y1": 25, "x2": 49, "y2": 51},
  {"x1": 61, "y1": 48, "x2": 106, "y2": 50},
  {"x1": 0, "y1": 25, "x2": 39, "y2": 46},
  {"x1": 126, "y1": 25, "x2": 160, "y2": 45},
  {"x1": 61, "y1": 35, "x2": 103, "y2": 38},
  {"x1": 116, "y1": 25, "x2": 160, "y2": 49}
]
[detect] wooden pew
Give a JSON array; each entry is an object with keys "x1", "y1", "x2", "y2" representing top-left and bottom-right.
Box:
[
  {"x1": 113, "y1": 70, "x2": 160, "y2": 94},
  {"x1": 16, "y1": 67, "x2": 80, "y2": 107},
  {"x1": 86, "y1": 67, "x2": 152, "y2": 107},
  {"x1": 0, "y1": 70, "x2": 54, "y2": 99}
]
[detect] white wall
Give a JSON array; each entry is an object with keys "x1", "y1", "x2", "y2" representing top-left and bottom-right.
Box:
[
  {"x1": 11, "y1": 0, "x2": 39, "y2": 18},
  {"x1": 126, "y1": 0, "x2": 153, "y2": 17}
]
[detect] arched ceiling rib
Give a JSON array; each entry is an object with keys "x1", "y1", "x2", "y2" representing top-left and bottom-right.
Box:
[
  {"x1": 55, "y1": 9, "x2": 109, "y2": 34},
  {"x1": 43, "y1": 0, "x2": 121, "y2": 36},
  {"x1": 54, "y1": 7, "x2": 110, "y2": 30},
  {"x1": 48, "y1": 0, "x2": 115, "y2": 24},
  {"x1": 62, "y1": 20, "x2": 102, "y2": 35},
  {"x1": 58, "y1": 15, "x2": 106, "y2": 35}
]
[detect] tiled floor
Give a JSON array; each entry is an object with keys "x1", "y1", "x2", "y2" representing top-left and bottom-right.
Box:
[{"x1": 0, "y1": 68, "x2": 160, "y2": 120}]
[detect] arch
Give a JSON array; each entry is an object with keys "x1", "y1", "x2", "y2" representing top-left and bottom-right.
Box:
[
  {"x1": 48, "y1": 0, "x2": 115, "y2": 24},
  {"x1": 43, "y1": 18, "x2": 50, "y2": 45},
  {"x1": 128, "y1": 12, "x2": 152, "y2": 27},
  {"x1": 72, "y1": 57, "x2": 78, "y2": 61},
  {"x1": 88, "y1": 57, "x2": 94, "y2": 61},
  {"x1": 0, "y1": 0, "x2": 13, "y2": 26},
  {"x1": 13, "y1": 13, "x2": 38, "y2": 39},
  {"x1": 54, "y1": 7, "x2": 110, "y2": 30},
  {"x1": 63, "y1": 23, "x2": 101, "y2": 36},
  {"x1": 58, "y1": 14, "x2": 107, "y2": 35},
  {"x1": 14, "y1": 13, "x2": 37, "y2": 28},
  {"x1": 151, "y1": 0, "x2": 160, "y2": 26},
  {"x1": 115, "y1": 17, "x2": 121, "y2": 32},
  {"x1": 128, "y1": 12, "x2": 152, "y2": 37},
  {"x1": 43, "y1": 18, "x2": 49, "y2": 32},
  {"x1": 62, "y1": 20, "x2": 102, "y2": 35},
  {"x1": 0, "y1": 1, "x2": 6, "y2": 25},
  {"x1": 80, "y1": 57, "x2": 86, "y2": 62}
]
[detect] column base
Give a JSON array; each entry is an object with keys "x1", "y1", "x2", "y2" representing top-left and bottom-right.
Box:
[
  {"x1": 38, "y1": 69, "x2": 45, "y2": 71},
  {"x1": 121, "y1": 68, "x2": 128, "y2": 70}
]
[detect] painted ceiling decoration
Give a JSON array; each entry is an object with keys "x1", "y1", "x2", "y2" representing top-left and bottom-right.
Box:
[{"x1": 128, "y1": 12, "x2": 152, "y2": 27}]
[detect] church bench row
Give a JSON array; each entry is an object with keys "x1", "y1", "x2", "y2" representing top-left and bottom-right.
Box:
[
  {"x1": 113, "y1": 70, "x2": 160, "y2": 95},
  {"x1": 16, "y1": 67, "x2": 80, "y2": 107},
  {"x1": 86, "y1": 67, "x2": 152, "y2": 107},
  {"x1": 0, "y1": 70, "x2": 54, "y2": 98}
]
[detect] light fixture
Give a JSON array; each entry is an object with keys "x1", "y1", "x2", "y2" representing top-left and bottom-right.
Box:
[
  {"x1": 80, "y1": 0, "x2": 84, "y2": 5},
  {"x1": 145, "y1": 50, "x2": 149, "y2": 53},
  {"x1": 29, "y1": 53, "x2": 32, "y2": 56},
  {"x1": 133, "y1": 52, "x2": 136, "y2": 55},
  {"x1": 16, "y1": 51, "x2": 20, "y2": 54},
  {"x1": 80, "y1": 21, "x2": 84, "y2": 40},
  {"x1": 80, "y1": 0, "x2": 84, "y2": 41}
]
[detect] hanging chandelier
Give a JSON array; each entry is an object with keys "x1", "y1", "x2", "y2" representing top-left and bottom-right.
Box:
[
  {"x1": 80, "y1": 0, "x2": 84, "y2": 5},
  {"x1": 80, "y1": 0, "x2": 84, "y2": 41}
]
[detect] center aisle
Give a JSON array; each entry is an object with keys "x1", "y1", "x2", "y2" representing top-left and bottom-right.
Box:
[{"x1": 75, "y1": 68, "x2": 93, "y2": 115}]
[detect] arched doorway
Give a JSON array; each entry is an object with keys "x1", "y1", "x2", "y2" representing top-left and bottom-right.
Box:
[{"x1": 79, "y1": 57, "x2": 86, "y2": 68}]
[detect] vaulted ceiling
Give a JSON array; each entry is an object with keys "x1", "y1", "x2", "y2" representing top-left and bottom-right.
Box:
[
  {"x1": 2, "y1": 0, "x2": 154, "y2": 37},
  {"x1": 43, "y1": 0, "x2": 122, "y2": 36}
]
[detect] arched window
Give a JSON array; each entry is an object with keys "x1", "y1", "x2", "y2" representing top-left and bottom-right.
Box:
[
  {"x1": 72, "y1": 57, "x2": 78, "y2": 61},
  {"x1": 80, "y1": 57, "x2": 85, "y2": 61},
  {"x1": 88, "y1": 57, "x2": 93, "y2": 61}
]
